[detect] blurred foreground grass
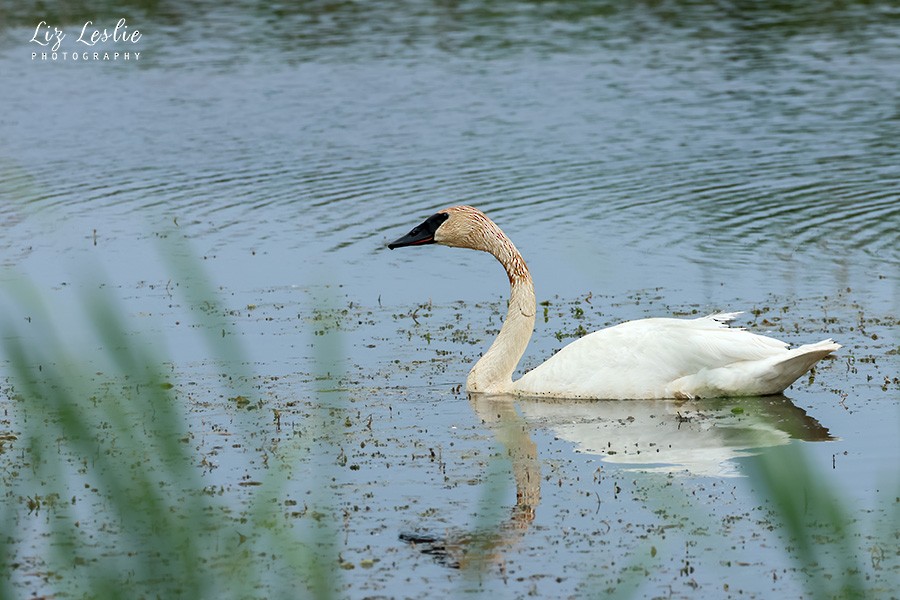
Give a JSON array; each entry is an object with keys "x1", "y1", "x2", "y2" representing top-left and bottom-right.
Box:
[
  {"x1": 746, "y1": 445, "x2": 897, "y2": 599},
  {"x1": 0, "y1": 244, "x2": 341, "y2": 599}
]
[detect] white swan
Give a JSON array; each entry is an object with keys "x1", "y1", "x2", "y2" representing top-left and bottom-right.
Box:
[{"x1": 388, "y1": 205, "x2": 840, "y2": 399}]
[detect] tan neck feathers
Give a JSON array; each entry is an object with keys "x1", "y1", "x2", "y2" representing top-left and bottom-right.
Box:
[{"x1": 443, "y1": 205, "x2": 532, "y2": 286}]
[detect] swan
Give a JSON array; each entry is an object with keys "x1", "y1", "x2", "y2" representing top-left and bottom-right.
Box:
[{"x1": 387, "y1": 205, "x2": 840, "y2": 399}]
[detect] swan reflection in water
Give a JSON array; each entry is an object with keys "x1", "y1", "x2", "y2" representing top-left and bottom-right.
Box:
[
  {"x1": 401, "y1": 393, "x2": 832, "y2": 567},
  {"x1": 515, "y1": 393, "x2": 833, "y2": 478}
]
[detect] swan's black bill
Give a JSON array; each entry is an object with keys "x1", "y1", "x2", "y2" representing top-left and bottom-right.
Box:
[{"x1": 388, "y1": 212, "x2": 449, "y2": 249}]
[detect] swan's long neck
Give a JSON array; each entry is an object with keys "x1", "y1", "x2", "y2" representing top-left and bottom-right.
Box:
[{"x1": 465, "y1": 224, "x2": 536, "y2": 394}]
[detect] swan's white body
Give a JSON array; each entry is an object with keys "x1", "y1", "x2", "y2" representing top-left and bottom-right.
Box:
[
  {"x1": 389, "y1": 205, "x2": 840, "y2": 400},
  {"x1": 513, "y1": 313, "x2": 838, "y2": 399}
]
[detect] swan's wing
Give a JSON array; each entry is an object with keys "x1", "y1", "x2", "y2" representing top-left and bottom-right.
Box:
[
  {"x1": 515, "y1": 314, "x2": 793, "y2": 399},
  {"x1": 649, "y1": 313, "x2": 790, "y2": 369}
]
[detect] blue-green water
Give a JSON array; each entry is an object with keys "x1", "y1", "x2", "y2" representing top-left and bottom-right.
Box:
[{"x1": 1, "y1": 2, "x2": 898, "y2": 598}]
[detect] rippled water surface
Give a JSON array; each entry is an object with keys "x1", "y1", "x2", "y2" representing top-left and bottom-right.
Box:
[
  {"x1": 2, "y1": 1, "x2": 898, "y2": 300},
  {"x1": 1, "y1": 1, "x2": 898, "y2": 598}
]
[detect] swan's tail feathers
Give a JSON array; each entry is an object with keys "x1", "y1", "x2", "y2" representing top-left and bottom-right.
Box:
[
  {"x1": 795, "y1": 339, "x2": 841, "y2": 354},
  {"x1": 766, "y1": 339, "x2": 841, "y2": 393},
  {"x1": 667, "y1": 338, "x2": 841, "y2": 398}
]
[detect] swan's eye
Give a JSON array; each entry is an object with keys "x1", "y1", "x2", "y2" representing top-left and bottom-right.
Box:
[{"x1": 426, "y1": 212, "x2": 449, "y2": 230}]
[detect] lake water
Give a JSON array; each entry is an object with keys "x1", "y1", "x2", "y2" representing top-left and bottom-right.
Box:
[{"x1": 1, "y1": 1, "x2": 898, "y2": 598}]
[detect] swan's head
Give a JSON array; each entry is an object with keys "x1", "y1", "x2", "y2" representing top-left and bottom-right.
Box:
[{"x1": 388, "y1": 205, "x2": 489, "y2": 251}]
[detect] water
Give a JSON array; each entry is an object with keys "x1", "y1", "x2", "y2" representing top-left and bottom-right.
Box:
[{"x1": 1, "y1": 1, "x2": 898, "y2": 597}]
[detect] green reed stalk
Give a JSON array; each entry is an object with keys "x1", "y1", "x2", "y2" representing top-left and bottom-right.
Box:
[
  {"x1": 746, "y1": 444, "x2": 887, "y2": 599},
  {"x1": 0, "y1": 243, "x2": 343, "y2": 598}
]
